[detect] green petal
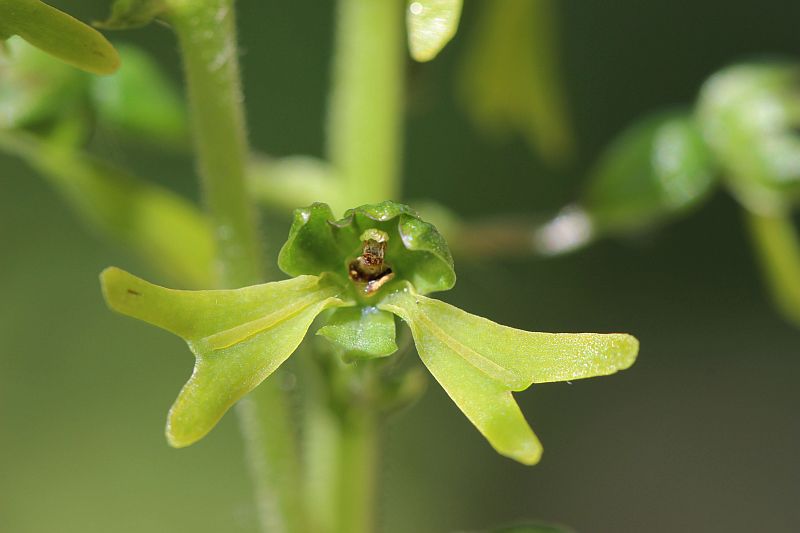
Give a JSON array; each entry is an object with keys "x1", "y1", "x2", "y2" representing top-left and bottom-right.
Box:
[
  {"x1": 582, "y1": 110, "x2": 717, "y2": 235},
  {"x1": 317, "y1": 306, "x2": 398, "y2": 361},
  {"x1": 379, "y1": 288, "x2": 638, "y2": 464},
  {"x1": 406, "y1": 0, "x2": 463, "y2": 62},
  {"x1": 100, "y1": 268, "x2": 346, "y2": 446},
  {"x1": 0, "y1": 0, "x2": 120, "y2": 75},
  {"x1": 278, "y1": 201, "x2": 456, "y2": 295}
]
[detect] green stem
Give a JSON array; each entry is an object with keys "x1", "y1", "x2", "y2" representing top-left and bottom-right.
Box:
[
  {"x1": 168, "y1": 2, "x2": 304, "y2": 532},
  {"x1": 335, "y1": 405, "x2": 378, "y2": 533},
  {"x1": 169, "y1": 0, "x2": 259, "y2": 288},
  {"x1": 746, "y1": 208, "x2": 800, "y2": 325},
  {"x1": 301, "y1": 356, "x2": 380, "y2": 533},
  {"x1": 326, "y1": 0, "x2": 405, "y2": 211},
  {"x1": 302, "y1": 1, "x2": 406, "y2": 529}
]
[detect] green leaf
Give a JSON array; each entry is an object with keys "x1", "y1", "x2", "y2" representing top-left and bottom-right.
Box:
[
  {"x1": 458, "y1": 0, "x2": 573, "y2": 165},
  {"x1": 90, "y1": 44, "x2": 188, "y2": 145},
  {"x1": 379, "y1": 287, "x2": 638, "y2": 465},
  {"x1": 278, "y1": 201, "x2": 456, "y2": 295},
  {"x1": 406, "y1": 0, "x2": 462, "y2": 62},
  {"x1": 697, "y1": 62, "x2": 800, "y2": 213},
  {"x1": 95, "y1": 0, "x2": 167, "y2": 30},
  {"x1": 317, "y1": 306, "x2": 398, "y2": 360},
  {"x1": 0, "y1": 0, "x2": 119, "y2": 75},
  {"x1": 100, "y1": 268, "x2": 348, "y2": 447},
  {"x1": 582, "y1": 110, "x2": 717, "y2": 235}
]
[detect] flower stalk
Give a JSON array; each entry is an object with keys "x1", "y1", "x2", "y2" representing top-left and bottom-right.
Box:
[{"x1": 167, "y1": 1, "x2": 303, "y2": 531}]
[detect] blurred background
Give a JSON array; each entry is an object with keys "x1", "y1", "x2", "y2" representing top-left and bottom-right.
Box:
[{"x1": 2, "y1": 1, "x2": 800, "y2": 532}]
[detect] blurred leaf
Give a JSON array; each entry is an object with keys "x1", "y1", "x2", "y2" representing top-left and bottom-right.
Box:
[
  {"x1": 0, "y1": 0, "x2": 119, "y2": 74},
  {"x1": 248, "y1": 154, "x2": 344, "y2": 212},
  {"x1": 480, "y1": 524, "x2": 576, "y2": 533},
  {"x1": 91, "y1": 44, "x2": 188, "y2": 145},
  {"x1": 582, "y1": 110, "x2": 718, "y2": 235},
  {"x1": 317, "y1": 306, "x2": 398, "y2": 360},
  {"x1": 278, "y1": 201, "x2": 456, "y2": 295},
  {"x1": 406, "y1": 0, "x2": 462, "y2": 62},
  {"x1": 95, "y1": 0, "x2": 167, "y2": 30},
  {"x1": 0, "y1": 130, "x2": 214, "y2": 287},
  {"x1": 459, "y1": 0, "x2": 573, "y2": 165},
  {"x1": 379, "y1": 287, "x2": 639, "y2": 465},
  {"x1": 746, "y1": 209, "x2": 800, "y2": 326},
  {"x1": 376, "y1": 366, "x2": 428, "y2": 414},
  {"x1": 101, "y1": 268, "x2": 347, "y2": 446},
  {"x1": 0, "y1": 37, "x2": 89, "y2": 130},
  {"x1": 697, "y1": 62, "x2": 800, "y2": 213}
]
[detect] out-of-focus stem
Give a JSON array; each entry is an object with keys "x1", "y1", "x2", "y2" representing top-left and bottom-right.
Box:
[
  {"x1": 746, "y1": 208, "x2": 800, "y2": 325},
  {"x1": 334, "y1": 405, "x2": 378, "y2": 533},
  {"x1": 168, "y1": 2, "x2": 304, "y2": 532},
  {"x1": 326, "y1": 0, "x2": 404, "y2": 211}
]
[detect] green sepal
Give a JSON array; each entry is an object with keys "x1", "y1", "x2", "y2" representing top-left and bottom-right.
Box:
[
  {"x1": 0, "y1": 0, "x2": 119, "y2": 75},
  {"x1": 278, "y1": 202, "x2": 352, "y2": 281},
  {"x1": 582, "y1": 110, "x2": 717, "y2": 235},
  {"x1": 95, "y1": 0, "x2": 167, "y2": 30},
  {"x1": 697, "y1": 62, "x2": 800, "y2": 213},
  {"x1": 379, "y1": 286, "x2": 638, "y2": 465},
  {"x1": 317, "y1": 306, "x2": 398, "y2": 361},
  {"x1": 100, "y1": 268, "x2": 347, "y2": 447},
  {"x1": 278, "y1": 201, "x2": 456, "y2": 295},
  {"x1": 406, "y1": 0, "x2": 463, "y2": 62},
  {"x1": 90, "y1": 44, "x2": 188, "y2": 145}
]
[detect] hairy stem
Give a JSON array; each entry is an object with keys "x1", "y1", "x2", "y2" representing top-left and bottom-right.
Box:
[
  {"x1": 168, "y1": 2, "x2": 303, "y2": 531},
  {"x1": 168, "y1": 0, "x2": 258, "y2": 288},
  {"x1": 326, "y1": 0, "x2": 405, "y2": 211}
]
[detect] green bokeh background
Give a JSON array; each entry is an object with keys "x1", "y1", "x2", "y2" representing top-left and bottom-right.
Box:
[{"x1": 2, "y1": 1, "x2": 800, "y2": 532}]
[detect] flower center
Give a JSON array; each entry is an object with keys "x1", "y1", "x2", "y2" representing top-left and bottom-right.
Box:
[{"x1": 348, "y1": 229, "x2": 395, "y2": 296}]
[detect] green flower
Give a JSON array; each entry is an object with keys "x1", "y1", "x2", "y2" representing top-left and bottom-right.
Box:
[{"x1": 101, "y1": 201, "x2": 638, "y2": 465}]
